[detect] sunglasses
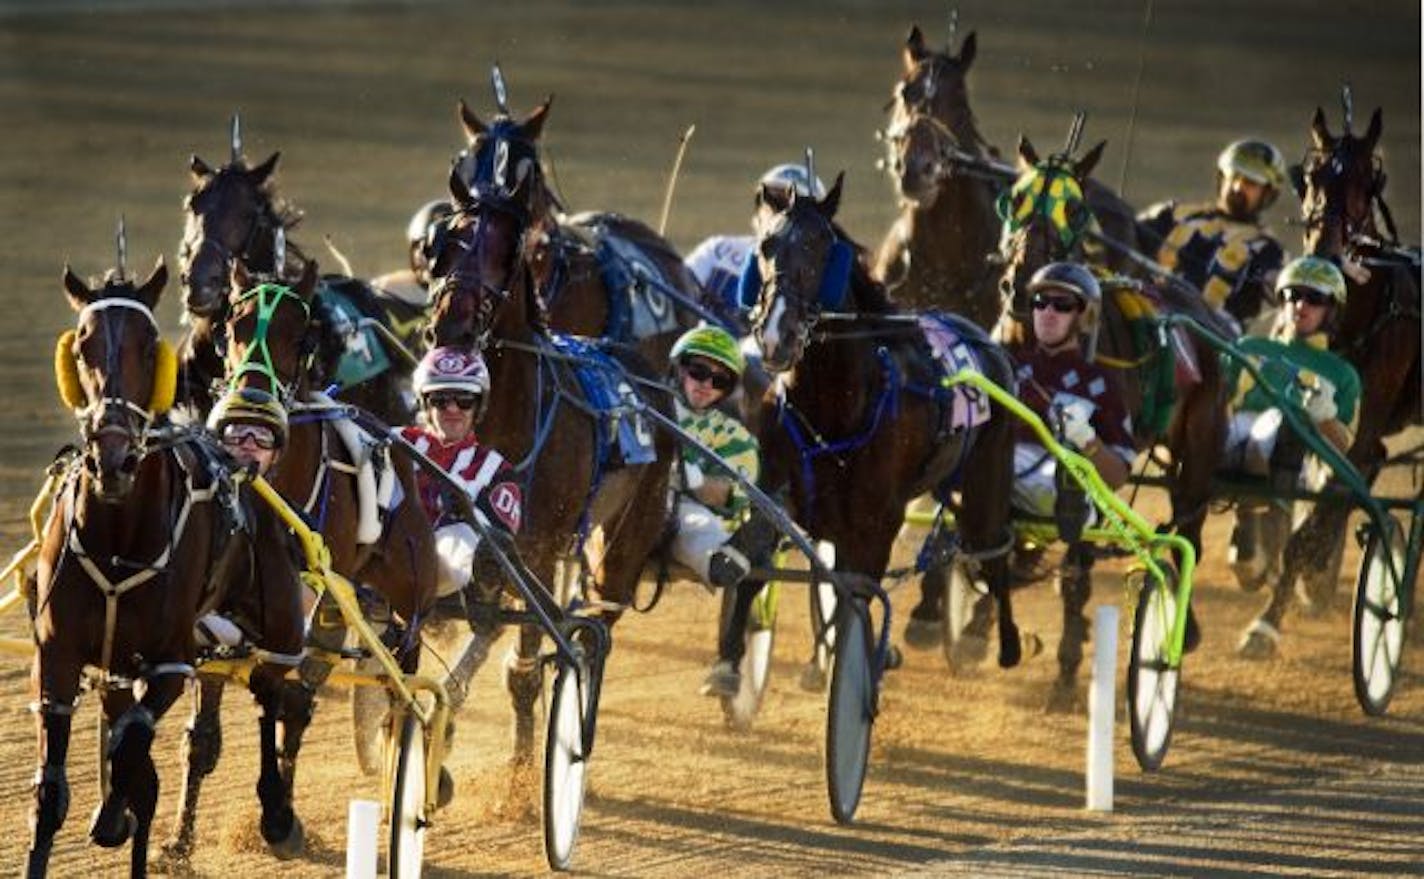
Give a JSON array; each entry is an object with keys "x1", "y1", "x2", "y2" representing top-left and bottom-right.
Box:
[
  {"x1": 221, "y1": 423, "x2": 277, "y2": 450},
  {"x1": 1282, "y1": 287, "x2": 1333, "y2": 308},
  {"x1": 681, "y1": 360, "x2": 737, "y2": 393},
  {"x1": 425, "y1": 392, "x2": 480, "y2": 412},
  {"x1": 1031, "y1": 293, "x2": 1082, "y2": 314}
]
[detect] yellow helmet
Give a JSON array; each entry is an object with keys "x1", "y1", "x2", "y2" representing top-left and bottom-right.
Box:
[
  {"x1": 1276, "y1": 256, "x2": 1346, "y2": 306},
  {"x1": 207, "y1": 387, "x2": 289, "y2": 448},
  {"x1": 1217, "y1": 139, "x2": 1287, "y2": 190}
]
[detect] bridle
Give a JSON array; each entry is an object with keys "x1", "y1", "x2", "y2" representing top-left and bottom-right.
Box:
[
  {"x1": 1297, "y1": 141, "x2": 1396, "y2": 255},
  {"x1": 73, "y1": 297, "x2": 163, "y2": 480},
  {"x1": 178, "y1": 169, "x2": 288, "y2": 315},
  {"x1": 226, "y1": 281, "x2": 314, "y2": 405}
]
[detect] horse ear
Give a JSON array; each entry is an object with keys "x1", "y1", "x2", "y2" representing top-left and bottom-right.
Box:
[
  {"x1": 1075, "y1": 140, "x2": 1106, "y2": 180},
  {"x1": 758, "y1": 182, "x2": 790, "y2": 214},
  {"x1": 521, "y1": 95, "x2": 554, "y2": 141},
  {"x1": 248, "y1": 151, "x2": 280, "y2": 185},
  {"x1": 135, "y1": 256, "x2": 167, "y2": 310},
  {"x1": 1310, "y1": 106, "x2": 1332, "y2": 150},
  {"x1": 903, "y1": 25, "x2": 926, "y2": 70},
  {"x1": 957, "y1": 31, "x2": 977, "y2": 70},
  {"x1": 1016, "y1": 135, "x2": 1039, "y2": 169},
  {"x1": 63, "y1": 265, "x2": 94, "y2": 311},
  {"x1": 231, "y1": 259, "x2": 252, "y2": 295},
  {"x1": 294, "y1": 259, "x2": 318, "y2": 300},
  {"x1": 458, "y1": 98, "x2": 486, "y2": 142},
  {"x1": 818, "y1": 172, "x2": 845, "y2": 220},
  {"x1": 190, "y1": 154, "x2": 214, "y2": 181},
  {"x1": 448, "y1": 163, "x2": 473, "y2": 206},
  {"x1": 1363, "y1": 108, "x2": 1383, "y2": 149}
]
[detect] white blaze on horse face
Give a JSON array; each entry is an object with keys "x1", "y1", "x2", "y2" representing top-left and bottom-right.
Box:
[{"x1": 759, "y1": 294, "x2": 788, "y2": 365}]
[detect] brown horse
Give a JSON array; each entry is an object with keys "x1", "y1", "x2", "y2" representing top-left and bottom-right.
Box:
[
  {"x1": 994, "y1": 135, "x2": 1227, "y2": 670},
  {"x1": 427, "y1": 163, "x2": 674, "y2": 761},
  {"x1": 161, "y1": 259, "x2": 440, "y2": 862},
  {"x1": 453, "y1": 93, "x2": 741, "y2": 367},
  {"x1": 748, "y1": 172, "x2": 1024, "y2": 672},
  {"x1": 875, "y1": 28, "x2": 1140, "y2": 329},
  {"x1": 176, "y1": 135, "x2": 412, "y2": 424},
  {"x1": 1240, "y1": 103, "x2": 1422, "y2": 656},
  {"x1": 27, "y1": 260, "x2": 306, "y2": 877}
]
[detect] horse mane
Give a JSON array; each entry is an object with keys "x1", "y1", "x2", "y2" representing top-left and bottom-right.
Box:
[{"x1": 835, "y1": 220, "x2": 898, "y2": 315}]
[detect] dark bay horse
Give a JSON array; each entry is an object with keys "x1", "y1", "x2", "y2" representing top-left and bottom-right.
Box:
[
  {"x1": 748, "y1": 173, "x2": 1024, "y2": 671},
  {"x1": 1241, "y1": 103, "x2": 1422, "y2": 656},
  {"x1": 427, "y1": 164, "x2": 674, "y2": 761},
  {"x1": 874, "y1": 28, "x2": 1140, "y2": 329},
  {"x1": 176, "y1": 137, "x2": 412, "y2": 424},
  {"x1": 994, "y1": 136, "x2": 1227, "y2": 669},
  {"x1": 28, "y1": 260, "x2": 306, "y2": 877},
  {"x1": 161, "y1": 260, "x2": 440, "y2": 863},
  {"x1": 453, "y1": 93, "x2": 740, "y2": 367}
]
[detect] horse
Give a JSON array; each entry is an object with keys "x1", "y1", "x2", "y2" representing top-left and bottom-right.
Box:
[
  {"x1": 874, "y1": 28, "x2": 1140, "y2": 329},
  {"x1": 746, "y1": 171, "x2": 1025, "y2": 677},
  {"x1": 160, "y1": 258, "x2": 441, "y2": 863},
  {"x1": 1240, "y1": 103, "x2": 1422, "y2": 657},
  {"x1": 175, "y1": 133, "x2": 413, "y2": 425},
  {"x1": 26, "y1": 259, "x2": 307, "y2": 877},
  {"x1": 452, "y1": 92, "x2": 742, "y2": 368},
  {"x1": 427, "y1": 161, "x2": 674, "y2": 762},
  {"x1": 993, "y1": 134, "x2": 1228, "y2": 673}
]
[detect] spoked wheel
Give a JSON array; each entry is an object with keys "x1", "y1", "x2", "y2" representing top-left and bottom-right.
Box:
[
  {"x1": 387, "y1": 711, "x2": 427, "y2": 879},
  {"x1": 1353, "y1": 520, "x2": 1407, "y2": 716},
  {"x1": 940, "y1": 556, "x2": 987, "y2": 675},
  {"x1": 825, "y1": 589, "x2": 875, "y2": 824},
  {"x1": 720, "y1": 582, "x2": 779, "y2": 732},
  {"x1": 1128, "y1": 565, "x2": 1181, "y2": 771},
  {"x1": 808, "y1": 555, "x2": 839, "y2": 687},
  {"x1": 544, "y1": 660, "x2": 591, "y2": 871}
]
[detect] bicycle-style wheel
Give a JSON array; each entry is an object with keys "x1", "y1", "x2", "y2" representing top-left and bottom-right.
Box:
[
  {"x1": 825, "y1": 595, "x2": 874, "y2": 824},
  {"x1": 544, "y1": 661, "x2": 588, "y2": 871},
  {"x1": 1128, "y1": 567, "x2": 1180, "y2": 771},
  {"x1": 387, "y1": 711, "x2": 427, "y2": 879},
  {"x1": 720, "y1": 582, "x2": 778, "y2": 732},
  {"x1": 1353, "y1": 521, "x2": 1407, "y2": 716}
]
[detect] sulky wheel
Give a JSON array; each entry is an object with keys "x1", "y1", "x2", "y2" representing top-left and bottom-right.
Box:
[
  {"x1": 1128, "y1": 565, "x2": 1181, "y2": 771},
  {"x1": 825, "y1": 583, "x2": 875, "y2": 824},
  {"x1": 719, "y1": 581, "x2": 779, "y2": 732},
  {"x1": 543, "y1": 659, "x2": 590, "y2": 871},
  {"x1": 386, "y1": 711, "x2": 427, "y2": 879},
  {"x1": 1352, "y1": 520, "x2": 1408, "y2": 716}
]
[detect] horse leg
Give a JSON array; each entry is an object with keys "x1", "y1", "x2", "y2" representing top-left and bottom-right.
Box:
[
  {"x1": 1046, "y1": 543, "x2": 1093, "y2": 713},
  {"x1": 248, "y1": 664, "x2": 310, "y2": 859},
  {"x1": 25, "y1": 662, "x2": 79, "y2": 879},
  {"x1": 1241, "y1": 501, "x2": 1351, "y2": 660},
  {"x1": 159, "y1": 677, "x2": 225, "y2": 864},
  {"x1": 506, "y1": 622, "x2": 544, "y2": 766},
  {"x1": 904, "y1": 564, "x2": 946, "y2": 649}
]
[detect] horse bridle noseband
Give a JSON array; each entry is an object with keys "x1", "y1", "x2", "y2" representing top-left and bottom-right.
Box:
[{"x1": 74, "y1": 298, "x2": 163, "y2": 460}]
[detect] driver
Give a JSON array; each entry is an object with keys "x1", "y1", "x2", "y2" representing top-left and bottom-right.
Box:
[{"x1": 371, "y1": 198, "x2": 456, "y2": 307}]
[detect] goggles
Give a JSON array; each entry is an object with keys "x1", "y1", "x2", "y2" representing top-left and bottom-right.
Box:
[
  {"x1": 1282, "y1": 287, "x2": 1333, "y2": 308},
  {"x1": 221, "y1": 423, "x2": 277, "y2": 450},
  {"x1": 1031, "y1": 293, "x2": 1083, "y2": 314},
  {"x1": 681, "y1": 360, "x2": 737, "y2": 393},
  {"x1": 425, "y1": 391, "x2": 480, "y2": 412}
]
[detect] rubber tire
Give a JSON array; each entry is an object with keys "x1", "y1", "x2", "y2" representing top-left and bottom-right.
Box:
[
  {"x1": 825, "y1": 597, "x2": 874, "y2": 824},
  {"x1": 387, "y1": 712, "x2": 427, "y2": 879},
  {"x1": 1352, "y1": 524, "x2": 1407, "y2": 716},
  {"x1": 1128, "y1": 570, "x2": 1180, "y2": 772},
  {"x1": 544, "y1": 662, "x2": 588, "y2": 871}
]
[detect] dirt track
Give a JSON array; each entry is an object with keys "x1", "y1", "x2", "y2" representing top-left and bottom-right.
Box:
[{"x1": 0, "y1": 1, "x2": 1420, "y2": 876}]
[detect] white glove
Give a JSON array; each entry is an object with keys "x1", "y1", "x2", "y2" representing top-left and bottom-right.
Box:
[
  {"x1": 682, "y1": 461, "x2": 706, "y2": 491},
  {"x1": 1301, "y1": 381, "x2": 1338, "y2": 424},
  {"x1": 1055, "y1": 403, "x2": 1097, "y2": 451}
]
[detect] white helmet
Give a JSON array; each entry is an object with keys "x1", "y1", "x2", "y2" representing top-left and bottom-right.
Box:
[
  {"x1": 414, "y1": 346, "x2": 490, "y2": 398},
  {"x1": 406, "y1": 199, "x2": 455, "y2": 246},
  {"x1": 758, "y1": 163, "x2": 827, "y2": 200}
]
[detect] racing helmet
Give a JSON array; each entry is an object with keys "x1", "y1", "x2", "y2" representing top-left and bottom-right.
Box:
[
  {"x1": 414, "y1": 346, "x2": 491, "y2": 419},
  {"x1": 406, "y1": 199, "x2": 456, "y2": 246},
  {"x1": 757, "y1": 163, "x2": 828, "y2": 200},
  {"x1": 208, "y1": 386, "x2": 289, "y2": 449},
  {"x1": 670, "y1": 325, "x2": 746, "y2": 378},
  {"x1": 1217, "y1": 139, "x2": 1287, "y2": 191},
  {"x1": 1276, "y1": 255, "x2": 1347, "y2": 307},
  {"x1": 1028, "y1": 261, "x2": 1103, "y2": 356}
]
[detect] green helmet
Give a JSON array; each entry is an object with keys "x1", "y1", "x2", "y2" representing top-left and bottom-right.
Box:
[
  {"x1": 670, "y1": 325, "x2": 745, "y2": 377},
  {"x1": 1217, "y1": 139, "x2": 1287, "y2": 190},
  {"x1": 207, "y1": 386, "x2": 289, "y2": 448},
  {"x1": 1276, "y1": 256, "x2": 1347, "y2": 306}
]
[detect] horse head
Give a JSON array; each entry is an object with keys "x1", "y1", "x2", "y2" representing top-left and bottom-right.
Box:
[
  {"x1": 179, "y1": 149, "x2": 289, "y2": 319},
  {"x1": 454, "y1": 90, "x2": 556, "y2": 225},
  {"x1": 997, "y1": 134, "x2": 1105, "y2": 320},
  {"x1": 1295, "y1": 104, "x2": 1386, "y2": 259},
  {"x1": 59, "y1": 256, "x2": 172, "y2": 501},
  {"x1": 881, "y1": 25, "x2": 980, "y2": 207},
  {"x1": 223, "y1": 259, "x2": 319, "y2": 403},
  {"x1": 426, "y1": 158, "x2": 536, "y2": 352},
  {"x1": 747, "y1": 172, "x2": 850, "y2": 373}
]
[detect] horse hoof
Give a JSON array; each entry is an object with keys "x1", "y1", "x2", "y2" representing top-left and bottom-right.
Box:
[
  {"x1": 88, "y1": 799, "x2": 135, "y2": 849},
  {"x1": 266, "y1": 813, "x2": 305, "y2": 860},
  {"x1": 1020, "y1": 630, "x2": 1045, "y2": 661},
  {"x1": 437, "y1": 767, "x2": 455, "y2": 810},
  {"x1": 1236, "y1": 621, "x2": 1280, "y2": 661},
  {"x1": 1043, "y1": 680, "x2": 1081, "y2": 715},
  {"x1": 1230, "y1": 561, "x2": 1268, "y2": 594},
  {"x1": 903, "y1": 614, "x2": 943, "y2": 650},
  {"x1": 947, "y1": 633, "x2": 988, "y2": 675},
  {"x1": 153, "y1": 843, "x2": 196, "y2": 876},
  {"x1": 798, "y1": 662, "x2": 827, "y2": 693}
]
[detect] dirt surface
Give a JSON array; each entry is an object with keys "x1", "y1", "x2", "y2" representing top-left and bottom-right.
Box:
[{"x1": 0, "y1": 2, "x2": 1420, "y2": 877}]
